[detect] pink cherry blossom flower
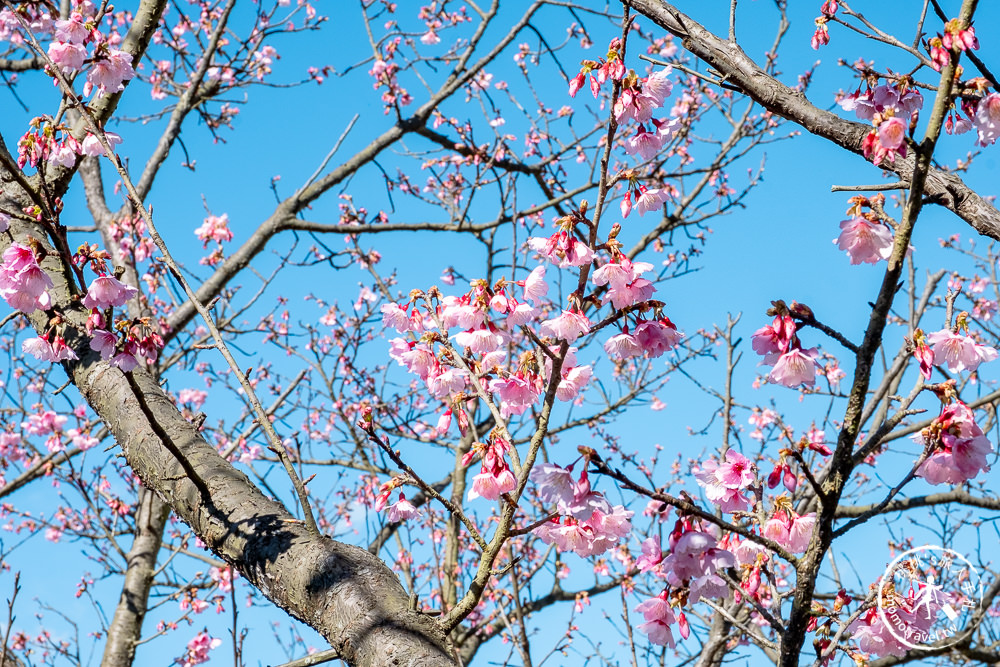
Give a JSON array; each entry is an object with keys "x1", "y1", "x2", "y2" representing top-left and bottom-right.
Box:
[
  {"x1": 193, "y1": 213, "x2": 233, "y2": 245},
  {"x1": 634, "y1": 185, "x2": 670, "y2": 216},
  {"x1": 768, "y1": 347, "x2": 819, "y2": 387},
  {"x1": 82, "y1": 274, "x2": 138, "y2": 310},
  {"x1": 85, "y1": 48, "x2": 135, "y2": 98},
  {"x1": 636, "y1": 594, "x2": 676, "y2": 647},
  {"x1": 972, "y1": 94, "x2": 1000, "y2": 146},
  {"x1": 835, "y1": 215, "x2": 894, "y2": 264},
  {"x1": 453, "y1": 326, "x2": 507, "y2": 355},
  {"x1": 521, "y1": 265, "x2": 548, "y2": 304},
  {"x1": 178, "y1": 631, "x2": 222, "y2": 667},
  {"x1": 634, "y1": 318, "x2": 683, "y2": 357},
  {"x1": 556, "y1": 364, "x2": 592, "y2": 401},
  {"x1": 877, "y1": 116, "x2": 907, "y2": 151},
  {"x1": 48, "y1": 41, "x2": 86, "y2": 71},
  {"x1": 385, "y1": 493, "x2": 420, "y2": 522},
  {"x1": 54, "y1": 13, "x2": 89, "y2": 44},
  {"x1": 527, "y1": 231, "x2": 594, "y2": 268},
  {"x1": 0, "y1": 243, "x2": 53, "y2": 313},
  {"x1": 540, "y1": 310, "x2": 590, "y2": 341},
  {"x1": 751, "y1": 315, "x2": 795, "y2": 355},
  {"x1": 505, "y1": 302, "x2": 538, "y2": 326},
  {"x1": 529, "y1": 462, "x2": 576, "y2": 508},
  {"x1": 635, "y1": 537, "x2": 664, "y2": 573},
  {"x1": 81, "y1": 131, "x2": 123, "y2": 156},
  {"x1": 23, "y1": 335, "x2": 77, "y2": 362},
  {"x1": 624, "y1": 126, "x2": 663, "y2": 160},
  {"x1": 925, "y1": 329, "x2": 998, "y2": 373},
  {"x1": 604, "y1": 330, "x2": 642, "y2": 360},
  {"x1": 380, "y1": 303, "x2": 410, "y2": 332}
]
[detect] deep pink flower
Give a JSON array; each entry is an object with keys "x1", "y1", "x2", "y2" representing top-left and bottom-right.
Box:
[{"x1": 877, "y1": 116, "x2": 907, "y2": 151}]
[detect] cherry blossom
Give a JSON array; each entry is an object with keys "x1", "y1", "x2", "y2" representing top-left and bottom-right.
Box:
[
  {"x1": 0, "y1": 242, "x2": 53, "y2": 312},
  {"x1": 835, "y1": 215, "x2": 894, "y2": 264},
  {"x1": 635, "y1": 592, "x2": 676, "y2": 647},
  {"x1": 916, "y1": 401, "x2": 993, "y2": 485},
  {"x1": 925, "y1": 327, "x2": 998, "y2": 373},
  {"x1": 768, "y1": 347, "x2": 820, "y2": 387},
  {"x1": 81, "y1": 274, "x2": 138, "y2": 310},
  {"x1": 540, "y1": 310, "x2": 591, "y2": 342}
]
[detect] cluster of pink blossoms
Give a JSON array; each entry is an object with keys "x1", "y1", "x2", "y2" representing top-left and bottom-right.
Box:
[
  {"x1": 692, "y1": 450, "x2": 755, "y2": 512},
  {"x1": 17, "y1": 114, "x2": 122, "y2": 171},
  {"x1": 46, "y1": 10, "x2": 135, "y2": 97},
  {"x1": 463, "y1": 436, "x2": 517, "y2": 501},
  {"x1": 177, "y1": 631, "x2": 222, "y2": 667},
  {"x1": 1, "y1": 243, "x2": 52, "y2": 313},
  {"x1": 915, "y1": 400, "x2": 992, "y2": 485},
  {"x1": 633, "y1": 520, "x2": 738, "y2": 647},
  {"x1": 848, "y1": 589, "x2": 946, "y2": 658},
  {"x1": 568, "y1": 39, "x2": 676, "y2": 218},
  {"x1": 839, "y1": 82, "x2": 923, "y2": 164},
  {"x1": 751, "y1": 311, "x2": 821, "y2": 388}
]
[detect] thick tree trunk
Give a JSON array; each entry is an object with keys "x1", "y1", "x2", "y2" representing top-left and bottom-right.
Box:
[
  {"x1": 68, "y1": 362, "x2": 456, "y2": 667},
  {"x1": 101, "y1": 489, "x2": 170, "y2": 667}
]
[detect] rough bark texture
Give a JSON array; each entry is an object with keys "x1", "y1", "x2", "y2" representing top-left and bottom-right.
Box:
[
  {"x1": 64, "y1": 343, "x2": 455, "y2": 666},
  {"x1": 625, "y1": 0, "x2": 1000, "y2": 240},
  {"x1": 100, "y1": 489, "x2": 170, "y2": 667}
]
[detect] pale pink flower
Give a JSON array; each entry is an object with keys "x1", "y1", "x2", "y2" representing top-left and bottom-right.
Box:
[
  {"x1": 768, "y1": 348, "x2": 819, "y2": 387},
  {"x1": 81, "y1": 131, "x2": 123, "y2": 156},
  {"x1": 556, "y1": 364, "x2": 591, "y2": 401},
  {"x1": 751, "y1": 315, "x2": 795, "y2": 355},
  {"x1": 85, "y1": 49, "x2": 135, "y2": 98},
  {"x1": 527, "y1": 232, "x2": 594, "y2": 268},
  {"x1": 604, "y1": 331, "x2": 641, "y2": 360},
  {"x1": 835, "y1": 216, "x2": 893, "y2": 264},
  {"x1": 877, "y1": 116, "x2": 907, "y2": 151},
  {"x1": 453, "y1": 326, "x2": 506, "y2": 355},
  {"x1": 636, "y1": 594, "x2": 676, "y2": 647},
  {"x1": 973, "y1": 93, "x2": 1000, "y2": 146},
  {"x1": 179, "y1": 631, "x2": 222, "y2": 667},
  {"x1": 54, "y1": 13, "x2": 89, "y2": 44},
  {"x1": 634, "y1": 185, "x2": 670, "y2": 216},
  {"x1": 380, "y1": 303, "x2": 410, "y2": 332},
  {"x1": 82, "y1": 274, "x2": 138, "y2": 309},
  {"x1": 385, "y1": 493, "x2": 420, "y2": 522},
  {"x1": 193, "y1": 213, "x2": 233, "y2": 245},
  {"x1": 521, "y1": 265, "x2": 548, "y2": 304},
  {"x1": 540, "y1": 310, "x2": 590, "y2": 341},
  {"x1": 624, "y1": 126, "x2": 662, "y2": 160},
  {"x1": 48, "y1": 41, "x2": 86, "y2": 71},
  {"x1": 635, "y1": 537, "x2": 664, "y2": 573},
  {"x1": 505, "y1": 302, "x2": 537, "y2": 326},
  {"x1": 468, "y1": 466, "x2": 516, "y2": 501},
  {"x1": 925, "y1": 329, "x2": 997, "y2": 373}
]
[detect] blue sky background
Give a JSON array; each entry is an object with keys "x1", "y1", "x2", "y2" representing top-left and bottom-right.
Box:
[{"x1": 2, "y1": 1, "x2": 999, "y2": 665}]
